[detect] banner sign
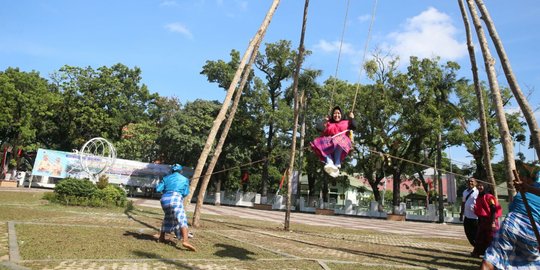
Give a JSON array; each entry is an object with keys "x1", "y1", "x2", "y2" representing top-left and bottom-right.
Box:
[{"x1": 31, "y1": 148, "x2": 193, "y2": 187}]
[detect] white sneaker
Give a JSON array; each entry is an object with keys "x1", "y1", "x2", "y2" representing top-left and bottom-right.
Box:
[
  {"x1": 324, "y1": 163, "x2": 334, "y2": 174},
  {"x1": 336, "y1": 164, "x2": 341, "y2": 169},
  {"x1": 325, "y1": 164, "x2": 339, "y2": 176}
]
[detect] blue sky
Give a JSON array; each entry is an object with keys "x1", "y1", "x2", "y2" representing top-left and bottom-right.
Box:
[{"x1": 1, "y1": 0, "x2": 539, "y2": 166}]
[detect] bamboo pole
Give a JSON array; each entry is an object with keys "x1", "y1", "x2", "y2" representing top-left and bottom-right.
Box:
[{"x1": 184, "y1": 0, "x2": 280, "y2": 206}]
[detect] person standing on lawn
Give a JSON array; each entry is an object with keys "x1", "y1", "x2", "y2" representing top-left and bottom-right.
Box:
[
  {"x1": 156, "y1": 163, "x2": 196, "y2": 251},
  {"x1": 460, "y1": 178, "x2": 479, "y2": 247},
  {"x1": 481, "y1": 171, "x2": 540, "y2": 269},
  {"x1": 471, "y1": 181, "x2": 502, "y2": 257}
]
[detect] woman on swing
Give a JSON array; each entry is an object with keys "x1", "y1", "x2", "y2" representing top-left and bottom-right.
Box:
[{"x1": 311, "y1": 106, "x2": 356, "y2": 177}]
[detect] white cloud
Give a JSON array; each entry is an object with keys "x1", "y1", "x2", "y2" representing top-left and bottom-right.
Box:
[
  {"x1": 160, "y1": 1, "x2": 178, "y2": 7},
  {"x1": 358, "y1": 14, "x2": 371, "y2": 23},
  {"x1": 236, "y1": 0, "x2": 248, "y2": 11},
  {"x1": 217, "y1": 0, "x2": 248, "y2": 18},
  {"x1": 313, "y1": 40, "x2": 359, "y2": 56},
  {"x1": 382, "y1": 7, "x2": 467, "y2": 64},
  {"x1": 164, "y1": 22, "x2": 193, "y2": 39}
]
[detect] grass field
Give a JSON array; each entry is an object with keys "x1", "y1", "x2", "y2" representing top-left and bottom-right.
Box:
[{"x1": 0, "y1": 189, "x2": 482, "y2": 269}]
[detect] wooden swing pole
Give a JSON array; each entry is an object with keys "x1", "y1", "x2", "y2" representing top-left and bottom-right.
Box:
[
  {"x1": 284, "y1": 0, "x2": 310, "y2": 231},
  {"x1": 184, "y1": 0, "x2": 280, "y2": 207}
]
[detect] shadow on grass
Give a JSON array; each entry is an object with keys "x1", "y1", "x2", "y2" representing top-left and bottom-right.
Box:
[
  {"x1": 227, "y1": 227, "x2": 479, "y2": 270},
  {"x1": 124, "y1": 208, "x2": 160, "y2": 231},
  {"x1": 400, "y1": 246, "x2": 481, "y2": 266},
  {"x1": 132, "y1": 250, "x2": 200, "y2": 269},
  {"x1": 214, "y1": 243, "x2": 256, "y2": 260},
  {"x1": 123, "y1": 230, "x2": 182, "y2": 250},
  {"x1": 202, "y1": 217, "x2": 280, "y2": 232}
]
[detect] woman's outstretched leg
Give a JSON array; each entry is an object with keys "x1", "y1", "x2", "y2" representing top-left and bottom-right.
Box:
[
  {"x1": 181, "y1": 227, "x2": 196, "y2": 251},
  {"x1": 333, "y1": 148, "x2": 343, "y2": 168}
]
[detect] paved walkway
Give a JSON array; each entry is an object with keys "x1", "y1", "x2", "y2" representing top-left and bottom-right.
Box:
[{"x1": 133, "y1": 198, "x2": 465, "y2": 239}]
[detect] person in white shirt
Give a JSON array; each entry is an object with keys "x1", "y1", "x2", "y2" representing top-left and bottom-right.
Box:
[{"x1": 460, "y1": 178, "x2": 479, "y2": 247}]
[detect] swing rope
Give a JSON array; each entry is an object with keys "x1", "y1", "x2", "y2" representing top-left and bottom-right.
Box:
[
  {"x1": 328, "y1": 0, "x2": 378, "y2": 114},
  {"x1": 328, "y1": 0, "x2": 351, "y2": 113},
  {"x1": 351, "y1": 0, "x2": 378, "y2": 113},
  {"x1": 189, "y1": 141, "x2": 517, "y2": 196}
]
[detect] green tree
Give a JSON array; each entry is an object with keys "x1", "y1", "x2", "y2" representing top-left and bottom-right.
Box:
[
  {"x1": 357, "y1": 55, "x2": 462, "y2": 214},
  {"x1": 157, "y1": 99, "x2": 221, "y2": 166},
  {"x1": 49, "y1": 64, "x2": 158, "y2": 151},
  {"x1": 0, "y1": 67, "x2": 59, "y2": 161},
  {"x1": 254, "y1": 40, "x2": 299, "y2": 197},
  {"x1": 452, "y1": 81, "x2": 525, "y2": 181},
  {"x1": 115, "y1": 121, "x2": 159, "y2": 162}
]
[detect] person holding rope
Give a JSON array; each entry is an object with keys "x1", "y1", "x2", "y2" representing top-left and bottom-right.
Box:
[
  {"x1": 310, "y1": 106, "x2": 356, "y2": 178},
  {"x1": 481, "y1": 170, "x2": 540, "y2": 269},
  {"x1": 156, "y1": 164, "x2": 196, "y2": 252}
]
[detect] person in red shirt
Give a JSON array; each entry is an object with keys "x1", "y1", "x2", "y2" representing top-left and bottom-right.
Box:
[
  {"x1": 472, "y1": 181, "x2": 502, "y2": 257},
  {"x1": 310, "y1": 106, "x2": 356, "y2": 178},
  {"x1": 241, "y1": 170, "x2": 249, "y2": 193}
]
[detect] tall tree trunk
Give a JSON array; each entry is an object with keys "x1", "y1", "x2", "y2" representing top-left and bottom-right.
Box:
[
  {"x1": 261, "y1": 123, "x2": 273, "y2": 199},
  {"x1": 391, "y1": 172, "x2": 401, "y2": 214},
  {"x1": 437, "y1": 133, "x2": 444, "y2": 223},
  {"x1": 295, "y1": 92, "x2": 307, "y2": 198},
  {"x1": 284, "y1": 0, "x2": 309, "y2": 231},
  {"x1": 475, "y1": 0, "x2": 540, "y2": 160},
  {"x1": 458, "y1": 0, "x2": 497, "y2": 197},
  {"x1": 466, "y1": 0, "x2": 516, "y2": 200},
  {"x1": 191, "y1": 30, "x2": 266, "y2": 228},
  {"x1": 184, "y1": 0, "x2": 280, "y2": 206}
]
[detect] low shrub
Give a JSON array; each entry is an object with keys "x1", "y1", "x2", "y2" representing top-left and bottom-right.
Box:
[
  {"x1": 47, "y1": 178, "x2": 127, "y2": 208},
  {"x1": 96, "y1": 175, "x2": 109, "y2": 189},
  {"x1": 125, "y1": 200, "x2": 134, "y2": 212},
  {"x1": 55, "y1": 178, "x2": 97, "y2": 198},
  {"x1": 94, "y1": 184, "x2": 127, "y2": 207}
]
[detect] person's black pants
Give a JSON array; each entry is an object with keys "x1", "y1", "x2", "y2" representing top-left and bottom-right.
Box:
[{"x1": 463, "y1": 217, "x2": 478, "y2": 246}]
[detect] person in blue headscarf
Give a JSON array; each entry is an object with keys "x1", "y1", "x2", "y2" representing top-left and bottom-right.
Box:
[
  {"x1": 156, "y1": 164, "x2": 196, "y2": 251},
  {"x1": 481, "y1": 167, "x2": 540, "y2": 269}
]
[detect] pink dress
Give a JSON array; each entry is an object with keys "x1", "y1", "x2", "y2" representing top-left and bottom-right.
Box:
[{"x1": 310, "y1": 120, "x2": 354, "y2": 162}]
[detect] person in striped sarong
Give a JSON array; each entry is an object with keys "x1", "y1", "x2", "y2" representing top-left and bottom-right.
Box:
[
  {"x1": 310, "y1": 106, "x2": 356, "y2": 178},
  {"x1": 481, "y1": 172, "x2": 540, "y2": 269},
  {"x1": 156, "y1": 164, "x2": 196, "y2": 251}
]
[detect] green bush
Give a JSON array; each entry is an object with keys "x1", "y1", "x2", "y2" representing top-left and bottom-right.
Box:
[
  {"x1": 48, "y1": 178, "x2": 127, "y2": 208},
  {"x1": 55, "y1": 178, "x2": 97, "y2": 198},
  {"x1": 125, "y1": 200, "x2": 134, "y2": 212},
  {"x1": 96, "y1": 175, "x2": 109, "y2": 189},
  {"x1": 94, "y1": 184, "x2": 127, "y2": 207}
]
